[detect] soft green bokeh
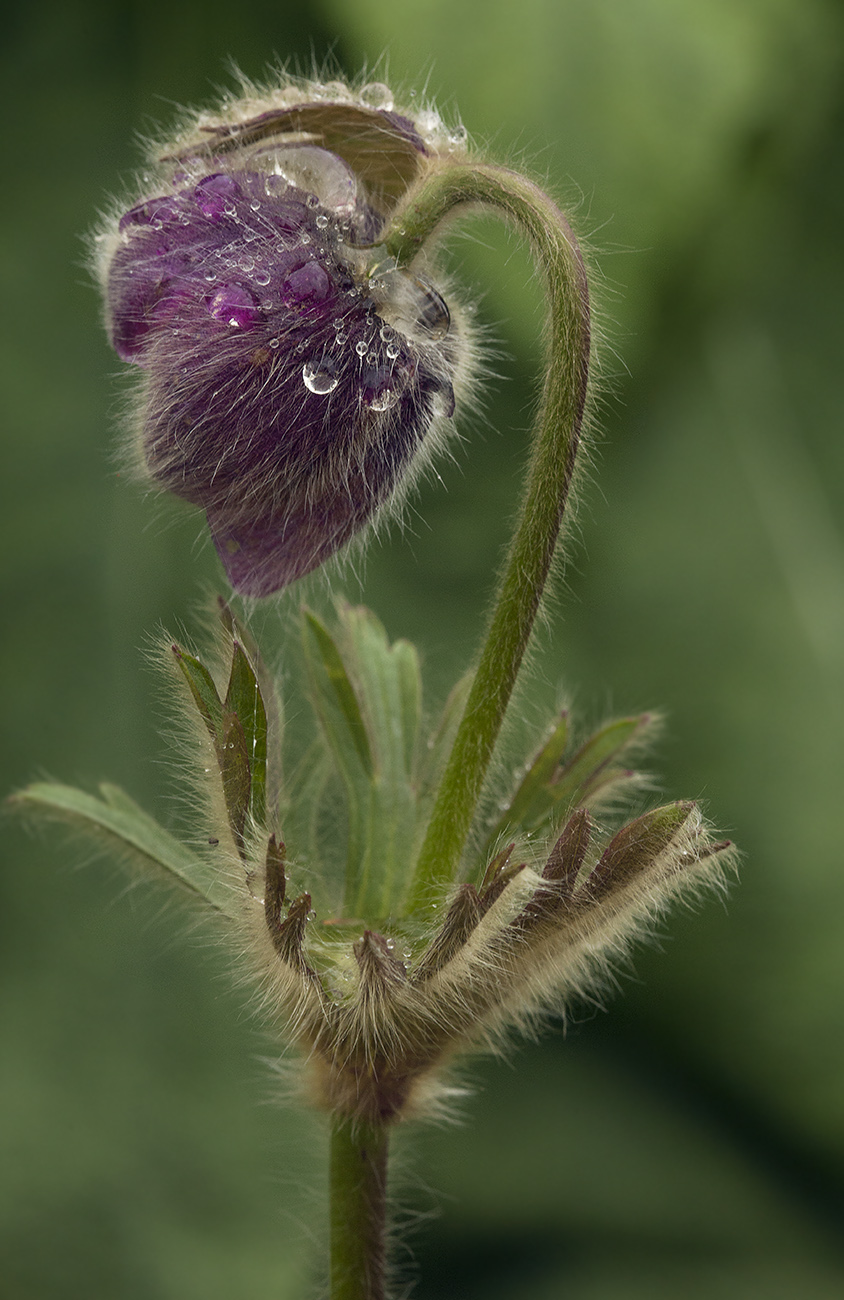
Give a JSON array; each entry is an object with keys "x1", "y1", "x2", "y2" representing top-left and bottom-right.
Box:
[{"x1": 3, "y1": 0, "x2": 843, "y2": 1295}]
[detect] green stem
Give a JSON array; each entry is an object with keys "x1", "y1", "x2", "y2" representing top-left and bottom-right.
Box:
[
  {"x1": 383, "y1": 164, "x2": 591, "y2": 908},
  {"x1": 329, "y1": 1116, "x2": 389, "y2": 1300}
]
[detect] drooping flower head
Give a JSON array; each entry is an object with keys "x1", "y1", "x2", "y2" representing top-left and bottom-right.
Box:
[{"x1": 95, "y1": 76, "x2": 472, "y2": 595}]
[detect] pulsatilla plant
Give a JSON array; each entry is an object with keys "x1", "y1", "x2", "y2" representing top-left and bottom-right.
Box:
[{"x1": 15, "y1": 72, "x2": 732, "y2": 1300}]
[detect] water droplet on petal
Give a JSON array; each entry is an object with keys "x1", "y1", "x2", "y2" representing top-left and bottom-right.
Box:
[
  {"x1": 360, "y1": 361, "x2": 408, "y2": 411},
  {"x1": 119, "y1": 195, "x2": 182, "y2": 231},
  {"x1": 208, "y1": 283, "x2": 262, "y2": 329},
  {"x1": 303, "y1": 359, "x2": 340, "y2": 394},
  {"x1": 281, "y1": 261, "x2": 331, "y2": 305},
  {"x1": 367, "y1": 388, "x2": 398, "y2": 412},
  {"x1": 194, "y1": 172, "x2": 241, "y2": 219}
]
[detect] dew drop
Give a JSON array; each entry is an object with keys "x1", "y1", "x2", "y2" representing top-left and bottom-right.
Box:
[
  {"x1": 303, "y1": 359, "x2": 339, "y2": 394},
  {"x1": 355, "y1": 340, "x2": 369, "y2": 357},
  {"x1": 281, "y1": 261, "x2": 331, "y2": 305},
  {"x1": 367, "y1": 387, "x2": 398, "y2": 412},
  {"x1": 246, "y1": 872, "x2": 265, "y2": 901},
  {"x1": 416, "y1": 108, "x2": 442, "y2": 136},
  {"x1": 254, "y1": 145, "x2": 357, "y2": 214},
  {"x1": 119, "y1": 195, "x2": 182, "y2": 231},
  {"x1": 253, "y1": 269, "x2": 271, "y2": 286},
  {"x1": 360, "y1": 82, "x2": 394, "y2": 110},
  {"x1": 368, "y1": 269, "x2": 451, "y2": 340},
  {"x1": 360, "y1": 360, "x2": 408, "y2": 411},
  {"x1": 207, "y1": 283, "x2": 262, "y2": 330},
  {"x1": 385, "y1": 343, "x2": 399, "y2": 359},
  {"x1": 315, "y1": 213, "x2": 330, "y2": 229}
]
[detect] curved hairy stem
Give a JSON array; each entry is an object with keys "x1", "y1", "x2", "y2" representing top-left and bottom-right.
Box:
[{"x1": 383, "y1": 164, "x2": 591, "y2": 908}]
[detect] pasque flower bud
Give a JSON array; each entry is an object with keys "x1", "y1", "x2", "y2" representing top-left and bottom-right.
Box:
[{"x1": 95, "y1": 78, "x2": 472, "y2": 595}]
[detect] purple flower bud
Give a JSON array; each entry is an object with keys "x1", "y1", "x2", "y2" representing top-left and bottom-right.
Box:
[{"x1": 97, "y1": 81, "x2": 472, "y2": 595}]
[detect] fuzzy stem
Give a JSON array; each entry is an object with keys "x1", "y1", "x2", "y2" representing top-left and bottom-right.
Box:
[
  {"x1": 329, "y1": 1117, "x2": 390, "y2": 1300},
  {"x1": 383, "y1": 164, "x2": 591, "y2": 908}
]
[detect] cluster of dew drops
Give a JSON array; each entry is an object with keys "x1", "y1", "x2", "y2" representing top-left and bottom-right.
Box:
[{"x1": 123, "y1": 79, "x2": 466, "y2": 417}]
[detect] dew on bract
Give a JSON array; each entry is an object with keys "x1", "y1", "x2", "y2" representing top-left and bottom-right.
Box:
[
  {"x1": 359, "y1": 82, "x2": 394, "y2": 110},
  {"x1": 249, "y1": 144, "x2": 358, "y2": 215},
  {"x1": 302, "y1": 359, "x2": 340, "y2": 394},
  {"x1": 368, "y1": 269, "x2": 451, "y2": 341},
  {"x1": 416, "y1": 109, "x2": 443, "y2": 137}
]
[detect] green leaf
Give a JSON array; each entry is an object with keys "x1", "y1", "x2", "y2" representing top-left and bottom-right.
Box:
[
  {"x1": 225, "y1": 640, "x2": 268, "y2": 828},
  {"x1": 218, "y1": 599, "x2": 283, "y2": 812},
  {"x1": 301, "y1": 606, "x2": 423, "y2": 920},
  {"x1": 550, "y1": 716, "x2": 648, "y2": 811},
  {"x1": 303, "y1": 611, "x2": 373, "y2": 778},
  {"x1": 218, "y1": 709, "x2": 251, "y2": 855},
  {"x1": 342, "y1": 604, "x2": 421, "y2": 779},
  {"x1": 12, "y1": 782, "x2": 233, "y2": 916},
  {"x1": 415, "y1": 670, "x2": 474, "y2": 864},
  {"x1": 173, "y1": 646, "x2": 225, "y2": 744},
  {"x1": 486, "y1": 711, "x2": 569, "y2": 846},
  {"x1": 485, "y1": 714, "x2": 649, "y2": 850}
]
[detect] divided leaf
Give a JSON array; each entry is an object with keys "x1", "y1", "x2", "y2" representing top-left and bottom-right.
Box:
[
  {"x1": 173, "y1": 631, "x2": 270, "y2": 856},
  {"x1": 488, "y1": 714, "x2": 650, "y2": 848},
  {"x1": 12, "y1": 781, "x2": 233, "y2": 916}
]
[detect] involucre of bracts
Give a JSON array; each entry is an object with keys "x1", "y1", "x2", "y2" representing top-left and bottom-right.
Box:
[
  {"x1": 94, "y1": 74, "x2": 475, "y2": 595},
  {"x1": 164, "y1": 604, "x2": 732, "y2": 1127},
  {"x1": 247, "y1": 805, "x2": 730, "y2": 1124}
]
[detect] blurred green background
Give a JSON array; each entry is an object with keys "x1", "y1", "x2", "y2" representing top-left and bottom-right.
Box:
[{"x1": 3, "y1": 0, "x2": 844, "y2": 1295}]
